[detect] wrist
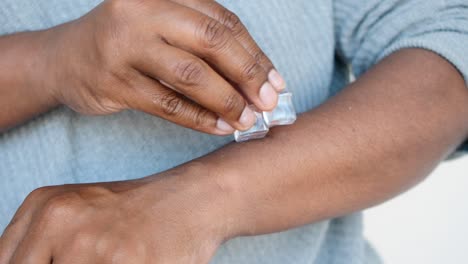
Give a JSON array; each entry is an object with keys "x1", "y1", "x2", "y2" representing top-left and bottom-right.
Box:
[
  {"x1": 30, "y1": 23, "x2": 76, "y2": 107},
  {"x1": 184, "y1": 161, "x2": 252, "y2": 240},
  {"x1": 141, "y1": 161, "x2": 249, "y2": 243},
  {"x1": 15, "y1": 29, "x2": 63, "y2": 109},
  {"x1": 25, "y1": 18, "x2": 87, "y2": 108},
  {"x1": 0, "y1": 29, "x2": 65, "y2": 130}
]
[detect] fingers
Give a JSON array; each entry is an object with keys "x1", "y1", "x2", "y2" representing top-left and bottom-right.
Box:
[
  {"x1": 8, "y1": 224, "x2": 52, "y2": 264},
  {"x1": 159, "y1": 2, "x2": 279, "y2": 111},
  {"x1": 0, "y1": 194, "x2": 40, "y2": 264},
  {"x1": 0, "y1": 215, "x2": 30, "y2": 264},
  {"x1": 125, "y1": 72, "x2": 255, "y2": 135},
  {"x1": 134, "y1": 44, "x2": 257, "y2": 131},
  {"x1": 171, "y1": 0, "x2": 286, "y2": 92},
  {"x1": 0, "y1": 188, "x2": 56, "y2": 264}
]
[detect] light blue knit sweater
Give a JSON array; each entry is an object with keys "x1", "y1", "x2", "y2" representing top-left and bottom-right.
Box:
[{"x1": 0, "y1": 0, "x2": 467, "y2": 263}]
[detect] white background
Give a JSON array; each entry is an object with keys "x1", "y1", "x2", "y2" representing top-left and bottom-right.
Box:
[{"x1": 365, "y1": 155, "x2": 468, "y2": 263}]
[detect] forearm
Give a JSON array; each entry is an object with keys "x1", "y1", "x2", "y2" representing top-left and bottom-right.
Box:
[
  {"x1": 0, "y1": 30, "x2": 60, "y2": 131},
  {"x1": 196, "y1": 49, "x2": 468, "y2": 237}
]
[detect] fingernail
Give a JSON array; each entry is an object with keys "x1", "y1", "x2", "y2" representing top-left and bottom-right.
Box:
[
  {"x1": 268, "y1": 69, "x2": 286, "y2": 92},
  {"x1": 239, "y1": 106, "x2": 257, "y2": 129},
  {"x1": 216, "y1": 118, "x2": 235, "y2": 134},
  {"x1": 259, "y1": 82, "x2": 278, "y2": 109}
]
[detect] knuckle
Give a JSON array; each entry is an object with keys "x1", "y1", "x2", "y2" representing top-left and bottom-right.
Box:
[
  {"x1": 198, "y1": 17, "x2": 230, "y2": 50},
  {"x1": 27, "y1": 186, "x2": 52, "y2": 201},
  {"x1": 107, "y1": 0, "x2": 129, "y2": 16},
  {"x1": 254, "y1": 50, "x2": 274, "y2": 69},
  {"x1": 241, "y1": 61, "x2": 263, "y2": 82},
  {"x1": 71, "y1": 231, "x2": 95, "y2": 251},
  {"x1": 173, "y1": 60, "x2": 205, "y2": 85},
  {"x1": 97, "y1": 235, "x2": 116, "y2": 253},
  {"x1": 96, "y1": 234, "x2": 140, "y2": 261},
  {"x1": 192, "y1": 109, "x2": 212, "y2": 129},
  {"x1": 253, "y1": 50, "x2": 267, "y2": 64},
  {"x1": 159, "y1": 92, "x2": 184, "y2": 116},
  {"x1": 41, "y1": 193, "x2": 81, "y2": 220},
  {"x1": 222, "y1": 93, "x2": 244, "y2": 115},
  {"x1": 108, "y1": 239, "x2": 146, "y2": 262},
  {"x1": 218, "y1": 9, "x2": 242, "y2": 34}
]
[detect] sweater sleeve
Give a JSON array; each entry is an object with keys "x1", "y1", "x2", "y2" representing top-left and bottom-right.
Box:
[{"x1": 334, "y1": 0, "x2": 468, "y2": 152}]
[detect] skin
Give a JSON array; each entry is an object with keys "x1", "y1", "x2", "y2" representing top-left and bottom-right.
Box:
[
  {"x1": 1, "y1": 48, "x2": 467, "y2": 264},
  {"x1": 1, "y1": 2, "x2": 468, "y2": 264},
  {"x1": 0, "y1": 0, "x2": 287, "y2": 134}
]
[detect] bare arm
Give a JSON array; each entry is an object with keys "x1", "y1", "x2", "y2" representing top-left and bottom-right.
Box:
[
  {"x1": 0, "y1": 31, "x2": 59, "y2": 131},
  {"x1": 2, "y1": 48, "x2": 467, "y2": 263},
  {"x1": 197, "y1": 48, "x2": 468, "y2": 236}
]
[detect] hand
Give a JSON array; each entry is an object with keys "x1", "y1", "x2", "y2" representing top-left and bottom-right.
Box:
[
  {"x1": 0, "y1": 164, "x2": 235, "y2": 264},
  {"x1": 43, "y1": 0, "x2": 286, "y2": 135}
]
